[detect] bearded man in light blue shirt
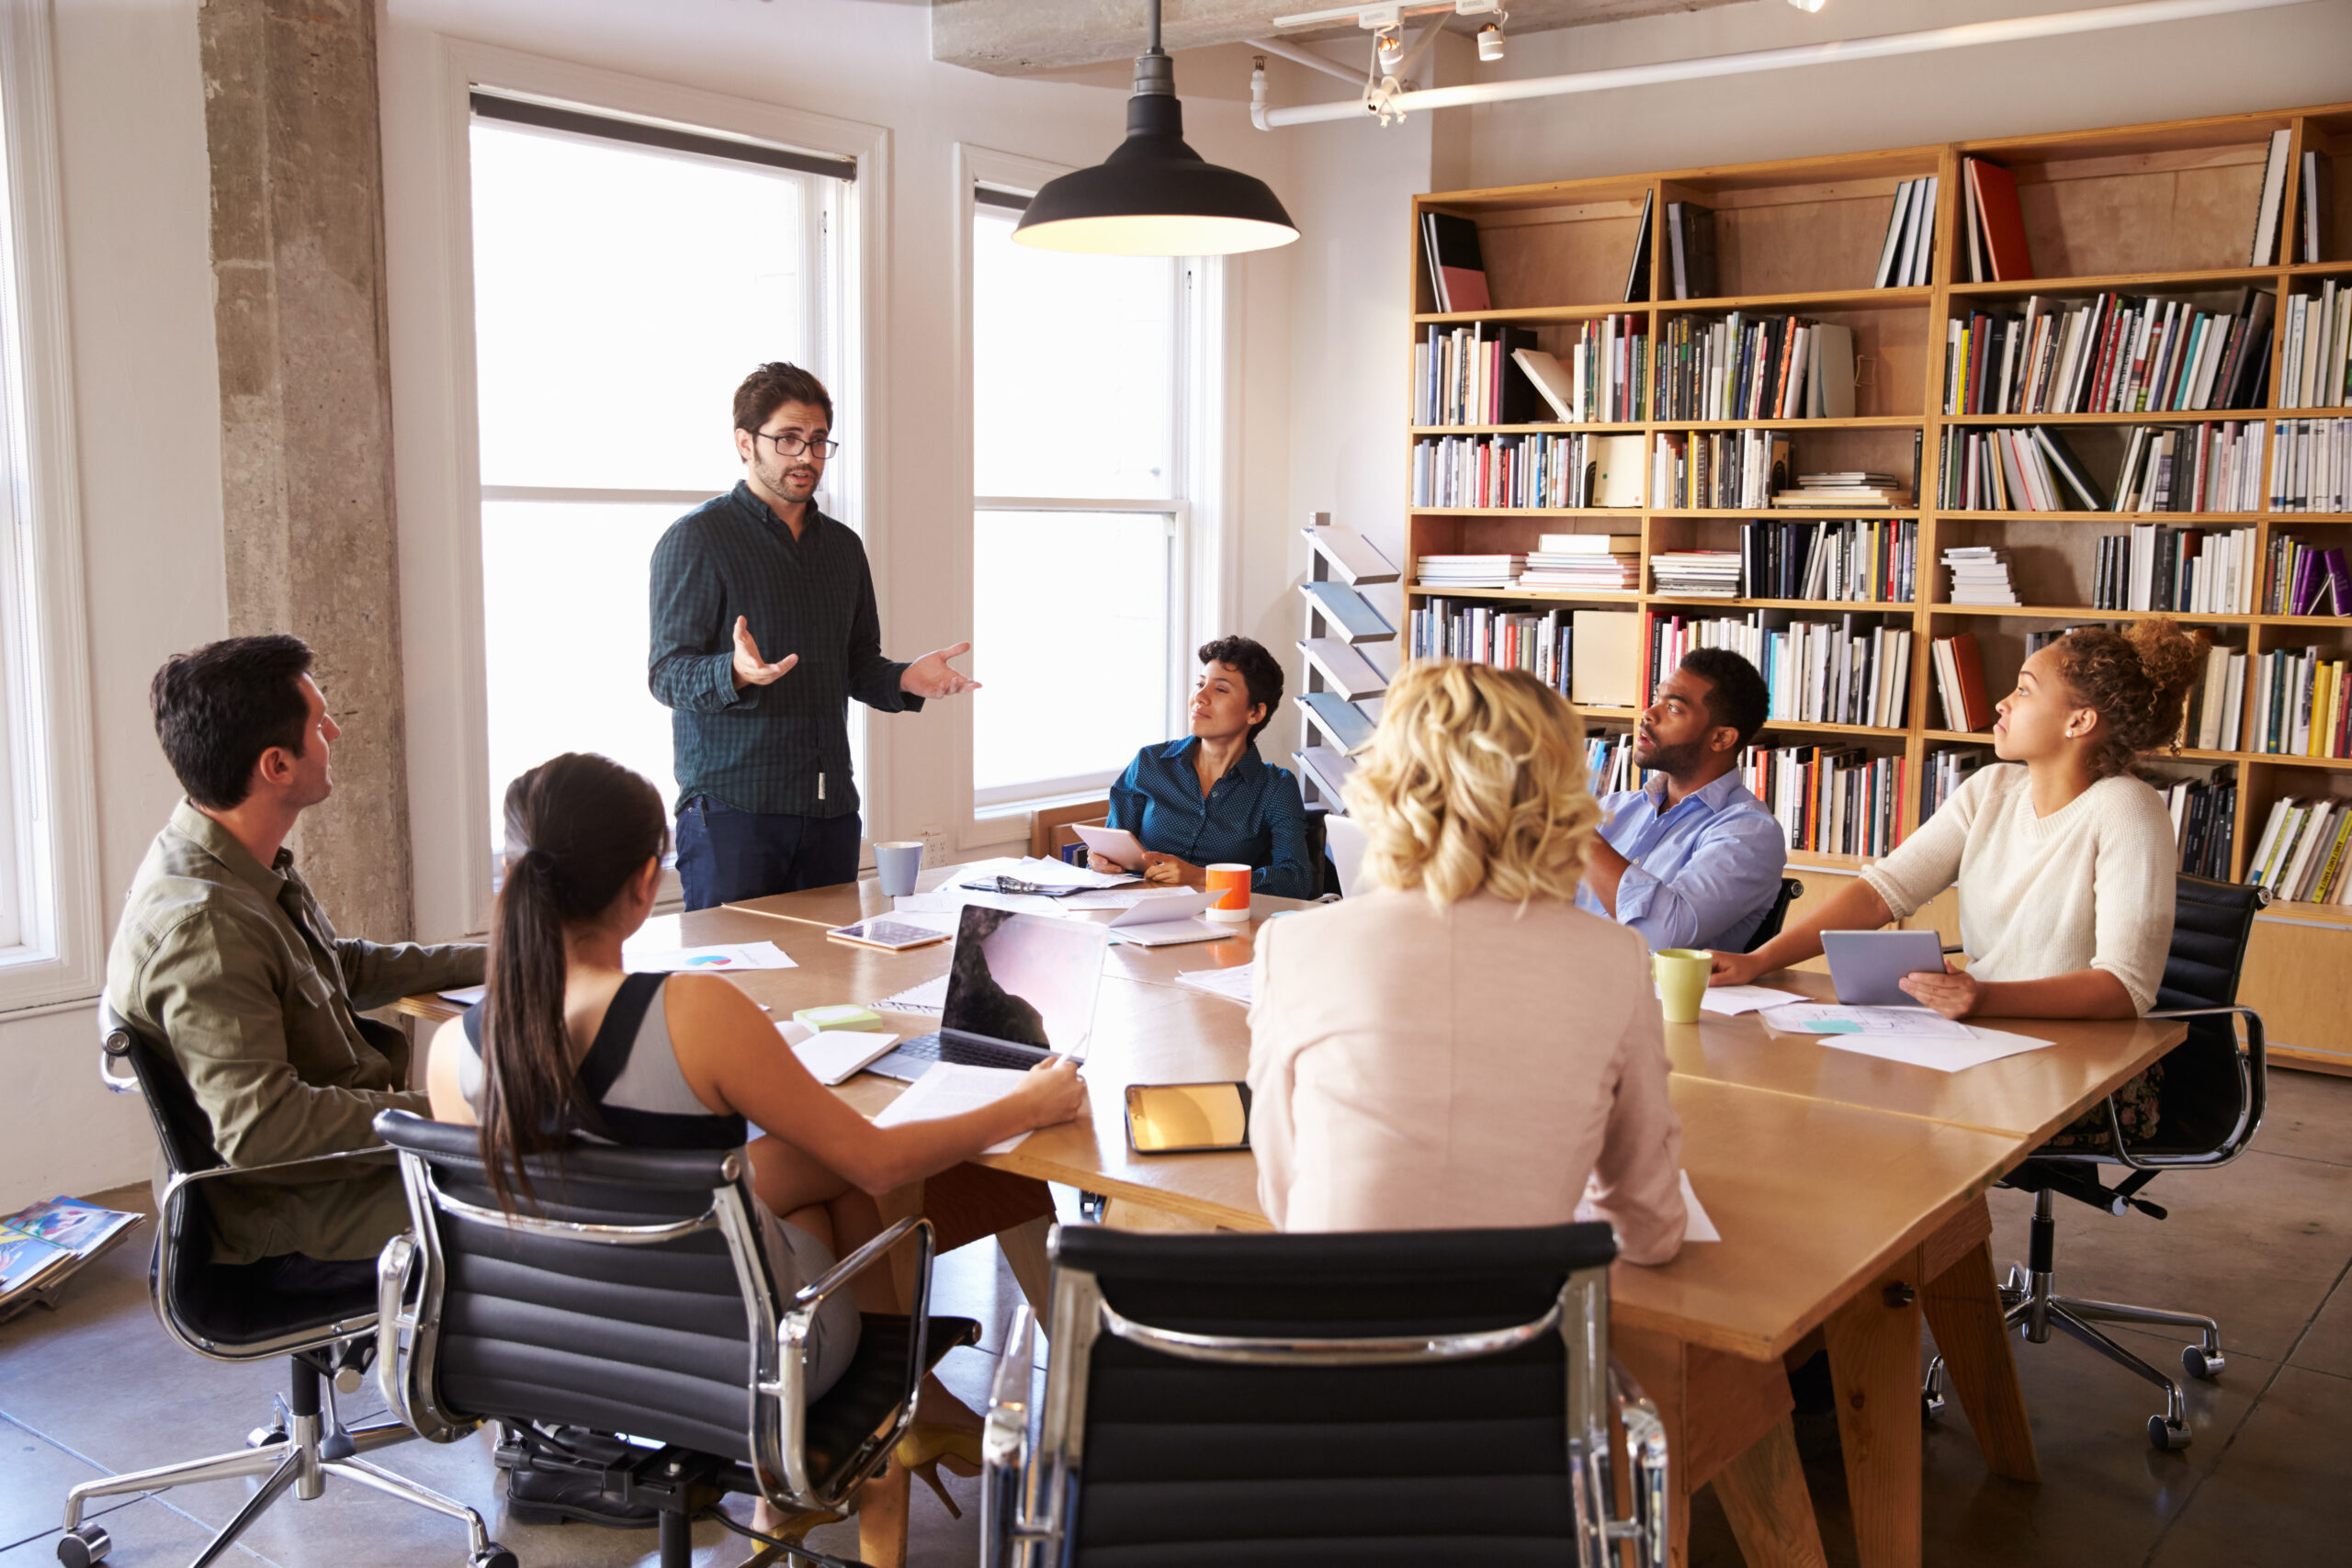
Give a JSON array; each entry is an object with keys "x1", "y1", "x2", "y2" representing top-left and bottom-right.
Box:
[{"x1": 1577, "y1": 648, "x2": 1789, "y2": 953}]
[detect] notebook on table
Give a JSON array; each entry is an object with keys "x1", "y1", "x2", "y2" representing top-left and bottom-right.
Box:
[{"x1": 865, "y1": 905, "x2": 1107, "y2": 1081}]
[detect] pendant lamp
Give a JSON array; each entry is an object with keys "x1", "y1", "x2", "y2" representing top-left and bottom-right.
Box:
[{"x1": 1014, "y1": 0, "x2": 1298, "y2": 256}]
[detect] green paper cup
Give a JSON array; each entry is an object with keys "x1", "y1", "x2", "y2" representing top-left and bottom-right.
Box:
[{"x1": 1654, "y1": 948, "x2": 1713, "y2": 1025}]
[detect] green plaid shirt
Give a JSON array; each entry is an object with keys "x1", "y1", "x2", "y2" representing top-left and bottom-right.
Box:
[{"x1": 648, "y1": 483, "x2": 920, "y2": 818}]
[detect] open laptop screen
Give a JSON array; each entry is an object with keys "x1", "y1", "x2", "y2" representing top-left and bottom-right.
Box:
[{"x1": 941, "y1": 907, "x2": 1106, "y2": 1057}]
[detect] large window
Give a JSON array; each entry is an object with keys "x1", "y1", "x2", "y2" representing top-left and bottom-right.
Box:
[
  {"x1": 469, "y1": 96, "x2": 855, "y2": 852},
  {"x1": 969, "y1": 188, "x2": 1203, "y2": 807}
]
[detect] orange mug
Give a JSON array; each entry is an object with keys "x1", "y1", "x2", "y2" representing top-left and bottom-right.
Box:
[{"x1": 1204, "y1": 863, "x2": 1252, "y2": 922}]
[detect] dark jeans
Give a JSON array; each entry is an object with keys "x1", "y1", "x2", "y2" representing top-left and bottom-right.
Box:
[{"x1": 675, "y1": 795, "x2": 862, "y2": 911}]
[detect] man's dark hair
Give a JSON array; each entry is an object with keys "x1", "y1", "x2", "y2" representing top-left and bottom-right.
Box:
[
  {"x1": 733, "y1": 362, "x2": 833, "y2": 434},
  {"x1": 1679, "y1": 648, "x2": 1770, "y2": 750},
  {"x1": 150, "y1": 635, "x2": 315, "y2": 810},
  {"x1": 1198, "y1": 636, "x2": 1284, "y2": 746}
]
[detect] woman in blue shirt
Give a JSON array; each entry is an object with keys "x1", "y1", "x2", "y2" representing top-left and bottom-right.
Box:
[{"x1": 1090, "y1": 637, "x2": 1317, "y2": 900}]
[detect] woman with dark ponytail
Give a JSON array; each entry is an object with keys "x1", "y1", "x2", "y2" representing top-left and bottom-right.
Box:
[
  {"x1": 1713, "y1": 619, "x2": 2206, "y2": 1140},
  {"x1": 424, "y1": 753, "x2": 1083, "y2": 1529}
]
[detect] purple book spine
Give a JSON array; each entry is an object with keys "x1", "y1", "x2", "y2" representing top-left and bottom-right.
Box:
[
  {"x1": 2291, "y1": 547, "x2": 2322, "y2": 616},
  {"x1": 2326, "y1": 548, "x2": 2352, "y2": 618}
]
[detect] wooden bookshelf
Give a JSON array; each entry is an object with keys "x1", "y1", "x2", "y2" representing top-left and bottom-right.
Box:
[{"x1": 1397, "y1": 101, "x2": 2352, "y2": 1072}]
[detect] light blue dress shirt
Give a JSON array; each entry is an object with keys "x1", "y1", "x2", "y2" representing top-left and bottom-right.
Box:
[{"x1": 1576, "y1": 771, "x2": 1789, "y2": 952}]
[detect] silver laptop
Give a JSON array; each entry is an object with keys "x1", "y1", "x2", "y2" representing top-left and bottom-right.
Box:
[{"x1": 865, "y1": 905, "x2": 1106, "y2": 1081}]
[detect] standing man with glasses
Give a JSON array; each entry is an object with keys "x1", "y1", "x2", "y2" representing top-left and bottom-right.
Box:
[{"x1": 650, "y1": 362, "x2": 979, "y2": 908}]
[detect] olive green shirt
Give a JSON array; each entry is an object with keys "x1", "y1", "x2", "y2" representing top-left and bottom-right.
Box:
[{"x1": 105, "y1": 802, "x2": 485, "y2": 1265}]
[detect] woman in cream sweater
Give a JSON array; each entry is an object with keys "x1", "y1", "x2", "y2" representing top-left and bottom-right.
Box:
[
  {"x1": 1247, "y1": 660, "x2": 1686, "y2": 1262},
  {"x1": 1711, "y1": 619, "x2": 2203, "y2": 1140}
]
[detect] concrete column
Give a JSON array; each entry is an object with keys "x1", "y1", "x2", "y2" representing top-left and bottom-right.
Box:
[{"x1": 198, "y1": 0, "x2": 413, "y2": 939}]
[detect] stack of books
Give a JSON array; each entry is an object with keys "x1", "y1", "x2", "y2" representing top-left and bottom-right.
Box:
[
  {"x1": 1655, "y1": 431, "x2": 1792, "y2": 510},
  {"x1": 1738, "y1": 517, "x2": 1917, "y2": 603},
  {"x1": 1942, "y1": 547, "x2": 2019, "y2": 606},
  {"x1": 1651, "y1": 313, "x2": 1856, "y2": 422},
  {"x1": 1517, "y1": 534, "x2": 1640, "y2": 592},
  {"x1": 1936, "y1": 429, "x2": 2103, "y2": 512},
  {"x1": 1871, "y1": 174, "x2": 1939, "y2": 288},
  {"x1": 1413, "y1": 554, "x2": 1525, "y2": 590},
  {"x1": 1945, "y1": 290, "x2": 2275, "y2": 416},
  {"x1": 2268, "y1": 419, "x2": 2350, "y2": 513},
  {"x1": 2247, "y1": 793, "x2": 2352, "y2": 905},
  {"x1": 1740, "y1": 743, "x2": 1907, "y2": 858},
  {"x1": 2092, "y1": 525, "x2": 2258, "y2": 615},
  {"x1": 2251, "y1": 645, "x2": 2352, "y2": 757},
  {"x1": 2157, "y1": 768, "x2": 2237, "y2": 879},
  {"x1": 1774, "y1": 471, "x2": 1909, "y2": 509},
  {"x1": 0, "y1": 1197, "x2": 142, "y2": 1322},
  {"x1": 1648, "y1": 551, "x2": 1743, "y2": 598},
  {"x1": 2115, "y1": 422, "x2": 2264, "y2": 513},
  {"x1": 1409, "y1": 599, "x2": 1572, "y2": 694},
  {"x1": 2263, "y1": 536, "x2": 2352, "y2": 615},
  {"x1": 1929, "y1": 633, "x2": 1996, "y2": 731}
]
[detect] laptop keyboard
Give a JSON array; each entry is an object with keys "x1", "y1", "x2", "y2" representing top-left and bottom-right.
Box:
[{"x1": 883, "y1": 1031, "x2": 1049, "y2": 1073}]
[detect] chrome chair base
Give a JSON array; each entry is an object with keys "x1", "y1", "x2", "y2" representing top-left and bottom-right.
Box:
[
  {"x1": 56, "y1": 1359, "x2": 512, "y2": 1568},
  {"x1": 1922, "y1": 1190, "x2": 2222, "y2": 1452}
]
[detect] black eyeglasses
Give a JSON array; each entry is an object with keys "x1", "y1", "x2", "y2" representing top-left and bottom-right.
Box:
[{"x1": 755, "y1": 430, "x2": 841, "y2": 458}]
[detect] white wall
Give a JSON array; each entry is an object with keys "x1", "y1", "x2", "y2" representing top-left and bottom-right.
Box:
[
  {"x1": 0, "y1": 0, "x2": 230, "y2": 1208},
  {"x1": 379, "y1": 0, "x2": 1301, "y2": 940}
]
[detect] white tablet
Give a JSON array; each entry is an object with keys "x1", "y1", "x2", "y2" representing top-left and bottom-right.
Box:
[
  {"x1": 1820, "y1": 930, "x2": 1951, "y2": 1008},
  {"x1": 1071, "y1": 824, "x2": 1151, "y2": 871}
]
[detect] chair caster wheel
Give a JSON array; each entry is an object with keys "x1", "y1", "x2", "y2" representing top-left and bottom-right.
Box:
[
  {"x1": 2147, "y1": 1415, "x2": 2191, "y2": 1451},
  {"x1": 2182, "y1": 1346, "x2": 2224, "y2": 1381},
  {"x1": 1922, "y1": 1391, "x2": 1945, "y2": 1424},
  {"x1": 245, "y1": 1426, "x2": 285, "y2": 1449},
  {"x1": 469, "y1": 1548, "x2": 516, "y2": 1568},
  {"x1": 55, "y1": 1525, "x2": 110, "y2": 1567}
]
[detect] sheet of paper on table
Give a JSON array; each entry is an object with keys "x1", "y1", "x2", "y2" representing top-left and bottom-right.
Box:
[
  {"x1": 1696, "y1": 984, "x2": 1805, "y2": 1016},
  {"x1": 874, "y1": 975, "x2": 949, "y2": 1015},
  {"x1": 869, "y1": 1062, "x2": 1033, "y2": 1154},
  {"x1": 1808, "y1": 1023, "x2": 2053, "y2": 1074},
  {"x1": 894, "y1": 888, "x2": 1054, "y2": 918},
  {"x1": 1760, "y1": 1002, "x2": 1973, "y2": 1039},
  {"x1": 955, "y1": 855, "x2": 1136, "y2": 892},
  {"x1": 1576, "y1": 1170, "x2": 1718, "y2": 1242},
  {"x1": 1058, "y1": 886, "x2": 1204, "y2": 911},
  {"x1": 1176, "y1": 966, "x2": 1254, "y2": 1007},
  {"x1": 623, "y1": 942, "x2": 798, "y2": 974}
]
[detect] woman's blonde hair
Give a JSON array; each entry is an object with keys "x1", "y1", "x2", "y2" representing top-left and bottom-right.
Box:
[{"x1": 1342, "y1": 660, "x2": 1603, "y2": 906}]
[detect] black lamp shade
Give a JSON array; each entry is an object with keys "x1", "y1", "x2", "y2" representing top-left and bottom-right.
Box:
[{"x1": 1015, "y1": 88, "x2": 1297, "y2": 255}]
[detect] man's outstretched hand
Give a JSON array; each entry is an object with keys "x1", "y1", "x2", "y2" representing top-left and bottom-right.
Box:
[
  {"x1": 901, "y1": 642, "x2": 980, "y2": 699},
  {"x1": 731, "y1": 616, "x2": 799, "y2": 689}
]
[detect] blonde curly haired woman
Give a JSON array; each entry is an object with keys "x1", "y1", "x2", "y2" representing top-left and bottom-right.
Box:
[{"x1": 1246, "y1": 660, "x2": 1687, "y2": 1262}]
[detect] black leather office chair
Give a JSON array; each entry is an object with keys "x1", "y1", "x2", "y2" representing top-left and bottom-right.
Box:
[
  {"x1": 978, "y1": 1222, "x2": 1669, "y2": 1568},
  {"x1": 1925, "y1": 874, "x2": 2270, "y2": 1450},
  {"x1": 1744, "y1": 876, "x2": 1804, "y2": 953},
  {"x1": 55, "y1": 1006, "x2": 504, "y2": 1568},
  {"x1": 373, "y1": 1110, "x2": 980, "y2": 1568}
]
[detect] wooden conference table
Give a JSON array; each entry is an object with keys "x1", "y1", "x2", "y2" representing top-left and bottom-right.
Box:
[{"x1": 399, "y1": 869, "x2": 2184, "y2": 1568}]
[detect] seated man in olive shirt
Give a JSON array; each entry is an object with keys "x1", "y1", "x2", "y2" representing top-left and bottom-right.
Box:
[{"x1": 107, "y1": 635, "x2": 484, "y2": 1293}]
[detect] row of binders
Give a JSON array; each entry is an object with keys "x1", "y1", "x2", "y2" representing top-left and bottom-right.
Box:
[
  {"x1": 1650, "y1": 314, "x2": 1856, "y2": 422},
  {"x1": 2250, "y1": 646, "x2": 2352, "y2": 758},
  {"x1": 2266, "y1": 536, "x2": 2352, "y2": 616},
  {"x1": 1743, "y1": 745, "x2": 1907, "y2": 859},
  {"x1": 2116, "y1": 422, "x2": 2266, "y2": 514},
  {"x1": 2156, "y1": 770, "x2": 2237, "y2": 881},
  {"x1": 2278, "y1": 282, "x2": 2348, "y2": 409},
  {"x1": 1934, "y1": 426, "x2": 2102, "y2": 512},
  {"x1": 2247, "y1": 792, "x2": 2352, "y2": 906},
  {"x1": 1411, "y1": 432, "x2": 1645, "y2": 510},
  {"x1": 1739, "y1": 517, "x2": 1919, "y2": 604},
  {"x1": 1650, "y1": 611, "x2": 1913, "y2": 729},
  {"x1": 2089, "y1": 525, "x2": 2260, "y2": 615},
  {"x1": 2268, "y1": 419, "x2": 2351, "y2": 513},
  {"x1": 1942, "y1": 289, "x2": 2273, "y2": 416}
]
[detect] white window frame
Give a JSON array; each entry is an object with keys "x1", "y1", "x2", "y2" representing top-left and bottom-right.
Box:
[
  {"x1": 952, "y1": 143, "x2": 1233, "y2": 844},
  {"x1": 398, "y1": 39, "x2": 888, "y2": 940},
  {"x1": 0, "y1": 0, "x2": 101, "y2": 1012}
]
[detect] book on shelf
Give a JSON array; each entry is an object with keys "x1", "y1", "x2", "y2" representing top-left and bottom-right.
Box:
[
  {"x1": 2181, "y1": 642, "x2": 2248, "y2": 751},
  {"x1": 1946, "y1": 290, "x2": 2273, "y2": 416},
  {"x1": 1588, "y1": 731, "x2": 1639, "y2": 795},
  {"x1": 1518, "y1": 550, "x2": 1638, "y2": 592},
  {"x1": 1925, "y1": 745, "x2": 1984, "y2": 818},
  {"x1": 1411, "y1": 597, "x2": 1574, "y2": 694},
  {"x1": 2262, "y1": 536, "x2": 2352, "y2": 616},
  {"x1": 2249, "y1": 645, "x2": 2352, "y2": 757},
  {"x1": 2109, "y1": 423, "x2": 2264, "y2": 514},
  {"x1": 1569, "y1": 609, "x2": 1641, "y2": 707},
  {"x1": 1412, "y1": 431, "x2": 1645, "y2": 510},
  {"x1": 1655, "y1": 431, "x2": 1792, "y2": 510},
  {"x1": 1930, "y1": 633, "x2": 1996, "y2": 731},
  {"x1": 1512, "y1": 347, "x2": 1577, "y2": 423},
  {"x1": 1648, "y1": 550, "x2": 1743, "y2": 598},
  {"x1": 1940, "y1": 545, "x2": 2018, "y2": 606},
  {"x1": 1739, "y1": 517, "x2": 1917, "y2": 603},
  {"x1": 2267, "y1": 419, "x2": 2351, "y2": 514},
  {"x1": 1421, "y1": 210, "x2": 1491, "y2": 312},
  {"x1": 1961, "y1": 158, "x2": 2032, "y2": 283},
  {"x1": 2248, "y1": 129, "x2": 2292, "y2": 268},
  {"x1": 1665, "y1": 200, "x2": 1718, "y2": 300},
  {"x1": 2093, "y1": 525, "x2": 2258, "y2": 615},
  {"x1": 1650, "y1": 313, "x2": 1855, "y2": 422},
  {"x1": 1649, "y1": 610, "x2": 1911, "y2": 728},
  {"x1": 1936, "y1": 426, "x2": 2105, "y2": 512},
  {"x1": 1538, "y1": 532, "x2": 1642, "y2": 554},
  {"x1": 1872, "y1": 175, "x2": 1938, "y2": 289},
  {"x1": 1413, "y1": 553, "x2": 1525, "y2": 589},
  {"x1": 2302, "y1": 150, "x2": 2335, "y2": 265},
  {"x1": 2155, "y1": 767, "x2": 2237, "y2": 879},
  {"x1": 2248, "y1": 794, "x2": 2352, "y2": 905},
  {"x1": 1773, "y1": 469, "x2": 1908, "y2": 509},
  {"x1": 1623, "y1": 190, "x2": 1654, "y2": 305},
  {"x1": 2281, "y1": 283, "x2": 2351, "y2": 410},
  {"x1": 0, "y1": 1196, "x2": 142, "y2": 1322},
  {"x1": 1416, "y1": 322, "x2": 1544, "y2": 426},
  {"x1": 1742, "y1": 742, "x2": 1907, "y2": 858}
]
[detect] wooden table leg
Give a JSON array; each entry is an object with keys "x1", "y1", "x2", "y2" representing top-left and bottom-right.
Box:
[
  {"x1": 1713, "y1": 1416, "x2": 1830, "y2": 1568},
  {"x1": 1823, "y1": 1246, "x2": 1925, "y2": 1568},
  {"x1": 858, "y1": 1465, "x2": 911, "y2": 1568},
  {"x1": 1922, "y1": 1235, "x2": 2039, "y2": 1483},
  {"x1": 997, "y1": 1213, "x2": 1054, "y2": 1315}
]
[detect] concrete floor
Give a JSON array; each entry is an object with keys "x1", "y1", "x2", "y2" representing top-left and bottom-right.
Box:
[{"x1": 3, "y1": 1070, "x2": 2347, "y2": 1568}]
